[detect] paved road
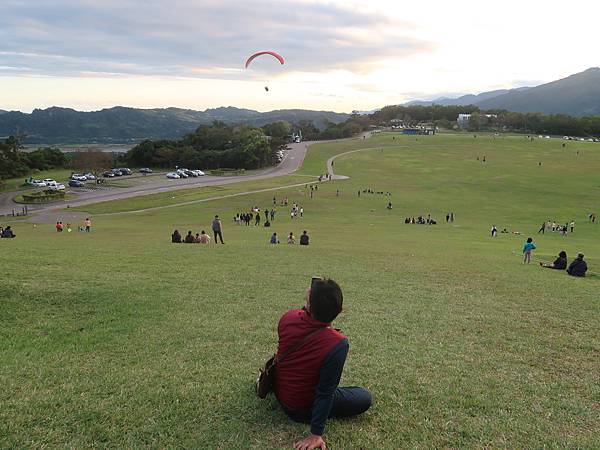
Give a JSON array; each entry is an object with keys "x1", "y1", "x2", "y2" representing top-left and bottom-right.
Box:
[{"x1": 0, "y1": 140, "x2": 317, "y2": 216}]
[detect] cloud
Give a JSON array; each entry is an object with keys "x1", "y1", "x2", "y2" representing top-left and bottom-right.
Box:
[{"x1": 0, "y1": 0, "x2": 432, "y2": 79}]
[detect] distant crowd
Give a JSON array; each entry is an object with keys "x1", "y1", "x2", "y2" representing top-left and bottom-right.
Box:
[{"x1": 538, "y1": 220, "x2": 576, "y2": 235}]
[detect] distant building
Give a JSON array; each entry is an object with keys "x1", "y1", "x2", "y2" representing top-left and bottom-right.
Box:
[{"x1": 457, "y1": 114, "x2": 471, "y2": 128}]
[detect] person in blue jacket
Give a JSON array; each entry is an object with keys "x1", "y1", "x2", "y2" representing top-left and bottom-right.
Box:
[{"x1": 523, "y1": 237, "x2": 536, "y2": 264}]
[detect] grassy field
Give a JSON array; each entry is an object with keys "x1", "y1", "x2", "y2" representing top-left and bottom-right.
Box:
[{"x1": 1, "y1": 133, "x2": 599, "y2": 449}]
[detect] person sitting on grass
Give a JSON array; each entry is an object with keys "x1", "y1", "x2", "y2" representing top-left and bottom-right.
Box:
[
  {"x1": 171, "y1": 229, "x2": 182, "y2": 243},
  {"x1": 299, "y1": 230, "x2": 309, "y2": 246},
  {"x1": 274, "y1": 278, "x2": 372, "y2": 450},
  {"x1": 1, "y1": 226, "x2": 15, "y2": 238},
  {"x1": 198, "y1": 230, "x2": 211, "y2": 244},
  {"x1": 184, "y1": 230, "x2": 195, "y2": 243},
  {"x1": 567, "y1": 253, "x2": 588, "y2": 277},
  {"x1": 270, "y1": 232, "x2": 280, "y2": 244},
  {"x1": 288, "y1": 232, "x2": 296, "y2": 244},
  {"x1": 264, "y1": 220, "x2": 271, "y2": 227},
  {"x1": 523, "y1": 237, "x2": 536, "y2": 264},
  {"x1": 540, "y1": 251, "x2": 568, "y2": 270}
]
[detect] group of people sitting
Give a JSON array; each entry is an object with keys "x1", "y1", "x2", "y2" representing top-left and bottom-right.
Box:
[
  {"x1": 540, "y1": 251, "x2": 588, "y2": 277},
  {"x1": 405, "y1": 215, "x2": 437, "y2": 225},
  {"x1": 171, "y1": 229, "x2": 211, "y2": 244},
  {"x1": 270, "y1": 230, "x2": 309, "y2": 245},
  {"x1": 0, "y1": 226, "x2": 15, "y2": 238}
]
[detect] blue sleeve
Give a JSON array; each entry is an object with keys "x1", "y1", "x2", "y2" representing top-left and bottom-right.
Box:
[{"x1": 310, "y1": 339, "x2": 349, "y2": 436}]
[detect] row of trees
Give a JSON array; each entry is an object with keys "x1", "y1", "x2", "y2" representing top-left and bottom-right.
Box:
[
  {"x1": 127, "y1": 122, "x2": 274, "y2": 169},
  {"x1": 0, "y1": 136, "x2": 68, "y2": 180},
  {"x1": 370, "y1": 104, "x2": 600, "y2": 137}
]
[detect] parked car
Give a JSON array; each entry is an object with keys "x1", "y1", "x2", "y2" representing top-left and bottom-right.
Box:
[
  {"x1": 139, "y1": 168, "x2": 153, "y2": 174},
  {"x1": 30, "y1": 180, "x2": 47, "y2": 187},
  {"x1": 175, "y1": 169, "x2": 188, "y2": 178},
  {"x1": 117, "y1": 168, "x2": 132, "y2": 175},
  {"x1": 68, "y1": 179, "x2": 85, "y2": 188},
  {"x1": 71, "y1": 174, "x2": 87, "y2": 181},
  {"x1": 43, "y1": 178, "x2": 57, "y2": 184},
  {"x1": 191, "y1": 170, "x2": 205, "y2": 176},
  {"x1": 47, "y1": 182, "x2": 65, "y2": 190},
  {"x1": 111, "y1": 169, "x2": 123, "y2": 176},
  {"x1": 83, "y1": 173, "x2": 96, "y2": 180},
  {"x1": 102, "y1": 171, "x2": 115, "y2": 178},
  {"x1": 166, "y1": 172, "x2": 180, "y2": 179}
]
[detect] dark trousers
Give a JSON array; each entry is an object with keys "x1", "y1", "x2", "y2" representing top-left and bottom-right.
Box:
[
  {"x1": 213, "y1": 229, "x2": 224, "y2": 243},
  {"x1": 281, "y1": 387, "x2": 372, "y2": 423}
]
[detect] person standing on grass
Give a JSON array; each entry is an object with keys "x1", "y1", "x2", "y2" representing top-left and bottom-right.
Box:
[
  {"x1": 212, "y1": 215, "x2": 224, "y2": 244},
  {"x1": 570, "y1": 221, "x2": 575, "y2": 233},
  {"x1": 255, "y1": 212, "x2": 261, "y2": 227},
  {"x1": 523, "y1": 237, "x2": 536, "y2": 264},
  {"x1": 450, "y1": 212, "x2": 454, "y2": 222},
  {"x1": 273, "y1": 278, "x2": 372, "y2": 450},
  {"x1": 56, "y1": 221, "x2": 63, "y2": 232},
  {"x1": 491, "y1": 225, "x2": 497, "y2": 237},
  {"x1": 538, "y1": 221, "x2": 545, "y2": 234},
  {"x1": 300, "y1": 230, "x2": 309, "y2": 245},
  {"x1": 271, "y1": 209, "x2": 275, "y2": 221},
  {"x1": 84, "y1": 217, "x2": 92, "y2": 232},
  {"x1": 288, "y1": 232, "x2": 296, "y2": 244}
]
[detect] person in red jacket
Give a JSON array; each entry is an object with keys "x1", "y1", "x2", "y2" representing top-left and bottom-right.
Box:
[{"x1": 274, "y1": 278, "x2": 371, "y2": 450}]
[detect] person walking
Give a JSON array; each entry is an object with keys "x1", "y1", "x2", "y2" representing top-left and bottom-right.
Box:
[
  {"x1": 570, "y1": 221, "x2": 575, "y2": 233},
  {"x1": 212, "y1": 215, "x2": 224, "y2": 244},
  {"x1": 255, "y1": 212, "x2": 261, "y2": 227},
  {"x1": 491, "y1": 225, "x2": 498, "y2": 237},
  {"x1": 270, "y1": 209, "x2": 275, "y2": 221},
  {"x1": 538, "y1": 222, "x2": 545, "y2": 234},
  {"x1": 446, "y1": 213, "x2": 450, "y2": 223},
  {"x1": 450, "y1": 212, "x2": 454, "y2": 222},
  {"x1": 300, "y1": 207, "x2": 304, "y2": 218},
  {"x1": 84, "y1": 217, "x2": 92, "y2": 232},
  {"x1": 523, "y1": 237, "x2": 536, "y2": 264}
]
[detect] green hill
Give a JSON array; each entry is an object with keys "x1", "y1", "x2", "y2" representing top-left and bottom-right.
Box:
[{"x1": 0, "y1": 106, "x2": 349, "y2": 144}]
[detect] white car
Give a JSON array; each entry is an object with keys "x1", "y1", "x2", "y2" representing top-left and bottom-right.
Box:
[
  {"x1": 43, "y1": 178, "x2": 57, "y2": 184},
  {"x1": 175, "y1": 169, "x2": 188, "y2": 178},
  {"x1": 166, "y1": 172, "x2": 180, "y2": 179},
  {"x1": 191, "y1": 170, "x2": 205, "y2": 176},
  {"x1": 545, "y1": 136, "x2": 551, "y2": 139},
  {"x1": 83, "y1": 173, "x2": 96, "y2": 180},
  {"x1": 71, "y1": 174, "x2": 87, "y2": 181},
  {"x1": 31, "y1": 180, "x2": 47, "y2": 187},
  {"x1": 47, "y1": 182, "x2": 65, "y2": 190}
]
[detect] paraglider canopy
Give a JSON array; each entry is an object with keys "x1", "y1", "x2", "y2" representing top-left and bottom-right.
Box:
[{"x1": 245, "y1": 51, "x2": 285, "y2": 68}]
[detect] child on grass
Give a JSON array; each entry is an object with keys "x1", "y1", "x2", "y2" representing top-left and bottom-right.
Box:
[{"x1": 523, "y1": 237, "x2": 536, "y2": 264}]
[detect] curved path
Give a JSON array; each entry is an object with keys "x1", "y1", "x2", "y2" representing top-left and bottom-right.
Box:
[{"x1": 2, "y1": 133, "x2": 373, "y2": 222}]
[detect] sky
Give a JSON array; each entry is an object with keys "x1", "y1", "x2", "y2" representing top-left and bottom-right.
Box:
[{"x1": 1, "y1": 0, "x2": 598, "y2": 113}]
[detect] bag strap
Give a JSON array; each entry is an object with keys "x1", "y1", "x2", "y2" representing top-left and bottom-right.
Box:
[{"x1": 276, "y1": 327, "x2": 327, "y2": 365}]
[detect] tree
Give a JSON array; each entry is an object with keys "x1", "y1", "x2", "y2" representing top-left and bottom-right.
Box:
[{"x1": 70, "y1": 150, "x2": 113, "y2": 176}]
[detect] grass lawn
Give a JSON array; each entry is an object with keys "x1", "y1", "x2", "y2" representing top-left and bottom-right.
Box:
[
  {"x1": 1, "y1": 133, "x2": 599, "y2": 449},
  {"x1": 1, "y1": 169, "x2": 74, "y2": 192}
]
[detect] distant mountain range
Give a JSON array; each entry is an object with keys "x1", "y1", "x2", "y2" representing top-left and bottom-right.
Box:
[
  {"x1": 406, "y1": 68, "x2": 600, "y2": 116},
  {"x1": 0, "y1": 106, "x2": 350, "y2": 144}
]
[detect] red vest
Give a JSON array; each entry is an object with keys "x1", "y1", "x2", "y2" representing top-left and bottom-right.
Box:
[{"x1": 274, "y1": 309, "x2": 346, "y2": 410}]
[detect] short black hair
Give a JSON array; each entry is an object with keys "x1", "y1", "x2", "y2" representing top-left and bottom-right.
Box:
[
  {"x1": 559, "y1": 251, "x2": 567, "y2": 258},
  {"x1": 527, "y1": 237, "x2": 533, "y2": 243},
  {"x1": 309, "y1": 278, "x2": 343, "y2": 323}
]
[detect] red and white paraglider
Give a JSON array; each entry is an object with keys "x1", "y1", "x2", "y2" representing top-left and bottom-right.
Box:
[
  {"x1": 245, "y1": 51, "x2": 285, "y2": 68},
  {"x1": 245, "y1": 51, "x2": 285, "y2": 92}
]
